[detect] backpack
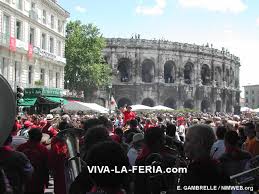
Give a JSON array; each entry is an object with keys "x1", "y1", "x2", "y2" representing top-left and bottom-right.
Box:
[{"x1": 0, "y1": 166, "x2": 13, "y2": 194}]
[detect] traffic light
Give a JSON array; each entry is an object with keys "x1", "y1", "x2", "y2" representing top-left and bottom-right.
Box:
[{"x1": 16, "y1": 86, "x2": 24, "y2": 103}]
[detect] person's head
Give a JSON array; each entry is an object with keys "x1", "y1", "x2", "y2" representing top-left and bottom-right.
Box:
[
  {"x1": 83, "y1": 118, "x2": 104, "y2": 132},
  {"x1": 126, "y1": 106, "x2": 132, "y2": 112},
  {"x1": 184, "y1": 124, "x2": 215, "y2": 160},
  {"x1": 157, "y1": 116, "x2": 163, "y2": 123},
  {"x1": 224, "y1": 130, "x2": 239, "y2": 148},
  {"x1": 46, "y1": 114, "x2": 54, "y2": 123},
  {"x1": 83, "y1": 126, "x2": 111, "y2": 158},
  {"x1": 130, "y1": 119, "x2": 138, "y2": 128},
  {"x1": 106, "y1": 120, "x2": 114, "y2": 133},
  {"x1": 145, "y1": 127, "x2": 165, "y2": 152},
  {"x1": 244, "y1": 122, "x2": 256, "y2": 139},
  {"x1": 216, "y1": 126, "x2": 227, "y2": 140},
  {"x1": 24, "y1": 120, "x2": 32, "y2": 129},
  {"x1": 114, "y1": 127, "x2": 123, "y2": 139},
  {"x1": 86, "y1": 141, "x2": 129, "y2": 190},
  {"x1": 166, "y1": 123, "x2": 177, "y2": 137},
  {"x1": 28, "y1": 128, "x2": 43, "y2": 142},
  {"x1": 132, "y1": 133, "x2": 144, "y2": 148}
]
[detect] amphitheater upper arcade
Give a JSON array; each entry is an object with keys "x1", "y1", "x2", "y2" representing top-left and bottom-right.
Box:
[{"x1": 102, "y1": 38, "x2": 241, "y2": 113}]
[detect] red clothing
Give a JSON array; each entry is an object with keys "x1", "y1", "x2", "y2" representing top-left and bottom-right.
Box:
[
  {"x1": 42, "y1": 123, "x2": 58, "y2": 137},
  {"x1": 17, "y1": 141, "x2": 49, "y2": 193},
  {"x1": 123, "y1": 111, "x2": 136, "y2": 124},
  {"x1": 48, "y1": 137, "x2": 68, "y2": 194}
]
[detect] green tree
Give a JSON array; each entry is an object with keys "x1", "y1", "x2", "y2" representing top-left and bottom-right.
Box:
[{"x1": 65, "y1": 20, "x2": 112, "y2": 100}]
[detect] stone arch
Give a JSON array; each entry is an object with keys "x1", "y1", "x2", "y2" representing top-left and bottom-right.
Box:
[
  {"x1": 184, "y1": 62, "x2": 193, "y2": 84},
  {"x1": 142, "y1": 59, "x2": 155, "y2": 83},
  {"x1": 117, "y1": 98, "x2": 132, "y2": 108},
  {"x1": 201, "y1": 99, "x2": 210, "y2": 112},
  {"x1": 214, "y1": 66, "x2": 222, "y2": 87},
  {"x1": 164, "y1": 97, "x2": 177, "y2": 109},
  {"x1": 164, "y1": 61, "x2": 176, "y2": 83},
  {"x1": 184, "y1": 99, "x2": 194, "y2": 109},
  {"x1": 142, "y1": 98, "x2": 155, "y2": 107},
  {"x1": 117, "y1": 58, "x2": 132, "y2": 82},
  {"x1": 201, "y1": 64, "x2": 210, "y2": 85},
  {"x1": 216, "y1": 100, "x2": 221, "y2": 112}
]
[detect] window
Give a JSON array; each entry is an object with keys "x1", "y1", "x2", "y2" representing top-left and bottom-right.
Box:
[
  {"x1": 1, "y1": 58, "x2": 8, "y2": 79},
  {"x1": 56, "y1": 72, "x2": 60, "y2": 88},
  {"x1": 58, "y1": 20, "x2": 62, "y2": 33},
  {"x1": 49, "y1": 70, "x2": 53, "y2": 87},
  {"x1": 245, "y1": 91, "x2": 248, "y2": 95},
  {"x1": 252, "y1": 98, "x2": 255, "y2": 103},
  {"x1": 31, "y1": 2, "x2": 35, "y2": 9},
  {"x1": 252, "y1": 90, "x2": 254, "y2": 95},
  {"x1": 16, "y1": 21, "x2": 22, "y2": 40},
  {"x1": 51, "y1": 15, "x2": 54, "y2": 29},
  {"x1": 3, "y1": 15, "x2": 10, "y2": 35},
  {"x1": 16, "y1": 0, "x2": 23, "y2": 10},
  {"x1": 40, "y1": 68, "x2": 45, "y2": 83},
  {"x1": 29, "y1": 28, "x2": 35, "y2": 45},
  {"x1": 42, "y1": 10, "x2": 46, "y2": 24},
  {"x1": 41, "y1": 33, "x2": 46, "y2": 50},
  {"x1": 49, "y1": 37, "x2": 54, "y2": 53},
  {"x1": 28, "y1": 65, "x2": 33, "y2": 85},
  {"x1": 245, "y1": 98, "x2": 248, "y2": 103},
  {"x1": 57, "y1": 40, "x2": 61, "y2": 56},
  {"x1": 14, "y1": 61, "x2": 20, "y2": 83}
]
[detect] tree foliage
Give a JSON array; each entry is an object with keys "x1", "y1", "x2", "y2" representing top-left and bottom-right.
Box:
[{"x1": 65, "y1": 21, "x2": 112, "y2": 98}]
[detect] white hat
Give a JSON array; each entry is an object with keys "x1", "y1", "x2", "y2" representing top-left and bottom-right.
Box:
[
  {"x1": 133, "y1": 133, "x2": 144, "y2": 143},
  {"x1": 46, "y1": 114, "x2": 54, "y2": 120}
]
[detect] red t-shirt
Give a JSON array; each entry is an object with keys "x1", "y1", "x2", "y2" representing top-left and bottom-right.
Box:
[{"x1": 123, "y1": 111, "x2": 136, "y2": 124}]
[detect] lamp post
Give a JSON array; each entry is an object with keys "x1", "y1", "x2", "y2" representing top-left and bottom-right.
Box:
[{"x1": 108, "y1": 84, "x2": 112, "y2": 114}]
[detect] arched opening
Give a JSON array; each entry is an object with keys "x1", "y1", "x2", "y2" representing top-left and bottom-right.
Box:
[
  {"x1": 164, "y1": 61, "x2": 175, "y2": 83},
  {"x1": 184, "y1": 99, "x2": 194, "y2": 109},
  {"x1": 142, "y1": 98, "x2": 155, "y2": 107},
  {"x1": 230, "y1": 67, "x2": 234, "y2": 85},
  {"x1": 164, "y1": 97, "x2": 177, "y2": 109},
  {"x1": 142, "y1": 59, "x2": 155, "y2": 83},
  {"x1": 216, "y1": 100, "x2": 221, "y2": 112},
  {"x1": 226, "y1": 100, "x2": 232, "y2": 113},
  {"x1": 201, "y1": 64, "x2": 210, "y2": 85},
  {"x1": 184, "y1": 63, "x2": 193, "y2": 84},
  {"x1": 117, "y1": 58, "x2": 131, "y2": 82},
  {"x1": 201, "y1": 99, "x2": 210, "y2": 112},
  {"x1": 117, "y1": 98, "x2": 132, "y2": 109},
  {"x1": 214, "y1": 67, "x2": 221, "y2": 87},
  {"x1": 95, "y1": 98, "x2": 106, "y2": 107},
  {"x1": 226, "y1": 69, "x2": 230, "y2": 87}
]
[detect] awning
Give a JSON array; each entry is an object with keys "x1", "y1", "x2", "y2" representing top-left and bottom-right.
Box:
[
  {"x1": 44, "y1": 97, "x2": 68, "y2": 104},
  {"x1": 18, "y1": 98, "x2": 37, "y2": 107}
]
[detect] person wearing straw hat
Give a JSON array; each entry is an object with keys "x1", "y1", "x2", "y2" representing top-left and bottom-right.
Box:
[{"x1": 127, "y1": 133, "x2": 144, "y2": 166}]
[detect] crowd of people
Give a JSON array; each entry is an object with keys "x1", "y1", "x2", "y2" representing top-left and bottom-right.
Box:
[{"x1": 0, "y1": 105, "x2": 259, "y2": 194}]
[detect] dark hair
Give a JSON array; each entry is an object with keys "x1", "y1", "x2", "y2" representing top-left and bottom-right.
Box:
[
  {"x1": 225, "y1": 130, "x2": 239, "y2": 146},
  {"x1": 28, "y1": 128, "x2": 42, "y2": 142},
  {"x1": 4, "y1": 135, "x2": 12, "y2": 145},
  {"x1": 157, "y1": 116, "x2": 163, "y2": 122},
  {"x1": 145, "y1": 127, "x2": 164, "y2": 148},
  {"x1": 125, "y1": 132, "x2": 135, "y2": 144},
  {"x1": 98, "y1": 116, "x2": 109, "y2": 126},
  {"x1": 83, "y1": 126, "x2": 111, "y2": 159},
  {"x1": 86, "y1": 141, "x2": 129, "y2": 189},
  {"x1": 114, "y1": 128, "x2": 123, "y2": 138},
  {"x1": 83, "y1": 118, "x2": 104, "y2": 131},
  {"x1": 216, "y1": 126, "x2": 227, "y2": 139},
  {"x1": 166, "y1": 123, "x2": 176, "y2": 137},
  {"x1": 130, "y1": 119, "x2": 138, "y2": 128}
]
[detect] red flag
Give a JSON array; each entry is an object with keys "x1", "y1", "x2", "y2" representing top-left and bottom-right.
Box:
[
  {"x1": 9, "y1": 36, "x2": 16, "y2": 52},
  {"x1": 28, "y1": 44, "x2": 33, "y2": 59}
]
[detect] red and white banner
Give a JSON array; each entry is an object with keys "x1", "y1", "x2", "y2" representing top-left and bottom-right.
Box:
[
  {"x1": 28, "y1": 44, "x2": 33, "y2": 59},
  {"x1": 9, "y1": 36, "x2": 16, "y2": 52}
]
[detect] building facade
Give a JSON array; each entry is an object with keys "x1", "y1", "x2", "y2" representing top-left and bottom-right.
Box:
[
  {"x1": 244, "y1": 85, "x2": 259, "y2": 109},
  {"x1": 0, "y1": 0, "x2": 69, "y2": 90},
  {"x1": 103, "y1": 38, "x2": 241, "y2": 113}
]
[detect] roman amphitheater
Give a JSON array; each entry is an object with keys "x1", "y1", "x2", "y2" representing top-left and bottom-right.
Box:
[{"x1": 102, "y1": 38, "x2": 241, "y2": 113}]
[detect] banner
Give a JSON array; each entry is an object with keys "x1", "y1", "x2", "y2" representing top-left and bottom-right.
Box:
[
  {"x1": 9, "y1": 36, "x2": 16, "y2": 52},
  {"x1": 28, "y1": 44, "x2": 33, "y2": 59}
]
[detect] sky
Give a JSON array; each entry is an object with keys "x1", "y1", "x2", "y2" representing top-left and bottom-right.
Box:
[{"x1": 58, "y1": 0, "x2": 259, "y2": 96}]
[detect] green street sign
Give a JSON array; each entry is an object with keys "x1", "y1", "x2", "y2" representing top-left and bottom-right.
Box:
[{"x1": 24, "y1": 88, "x2": 62, "y2": 97}]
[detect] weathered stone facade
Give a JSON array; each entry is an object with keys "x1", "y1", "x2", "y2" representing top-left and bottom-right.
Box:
[{"x1": 103, "y1": 38, "x2": 241, "y2": 113}]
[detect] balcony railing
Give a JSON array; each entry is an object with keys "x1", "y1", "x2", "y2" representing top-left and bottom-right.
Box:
[
  {"x1": 0, "y1": 33, "x2": 10, "y2": 47},
  {"x1": 29, "y1": 10, "x2": 38, "y2": 21}
]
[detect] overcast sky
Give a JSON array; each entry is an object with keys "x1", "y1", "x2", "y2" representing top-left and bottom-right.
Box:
[{"x1": 59, "y1": 0, "x2": 259, "y2": 96}]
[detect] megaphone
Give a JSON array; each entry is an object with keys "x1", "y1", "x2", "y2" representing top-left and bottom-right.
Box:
[{"x1": 0, "y1": 75, "x2": 16, "y2": 146}]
